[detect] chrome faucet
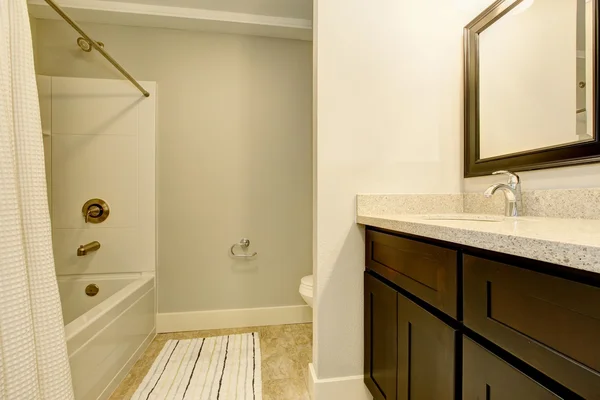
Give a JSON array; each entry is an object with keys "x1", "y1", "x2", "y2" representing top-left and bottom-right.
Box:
[{"x1": 484, "y1": 170, "x2": 522, "y2": 217}]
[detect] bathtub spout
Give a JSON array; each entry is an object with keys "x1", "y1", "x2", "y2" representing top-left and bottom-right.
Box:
[{"x1": 77, "y1": 241, "x2": 101, "y2": 256}]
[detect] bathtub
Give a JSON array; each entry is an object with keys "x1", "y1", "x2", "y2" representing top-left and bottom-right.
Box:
[{"x1": 57, "y1": 274, "x2": 156, "y2": 400}]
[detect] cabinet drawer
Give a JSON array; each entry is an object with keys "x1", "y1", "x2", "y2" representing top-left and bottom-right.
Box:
[
  {"x1": 463, "y1": 337, "x2": 561, "y2": 399},
  {"x1": 366, "y1": 229, "x2": 458, "y2": 318},
  {"x1": 464, "y1": 255, "x2": 600, "y2": 399}
]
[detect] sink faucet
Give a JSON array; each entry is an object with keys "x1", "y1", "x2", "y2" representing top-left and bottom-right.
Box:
[{"x1": 484, "y1": 170, "x2": 522, "y2": 217}]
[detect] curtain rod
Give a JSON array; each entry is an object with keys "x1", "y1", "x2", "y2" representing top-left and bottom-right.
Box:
[{"x1": 43, "y1": 0, "x2": 150, "y2": 97}]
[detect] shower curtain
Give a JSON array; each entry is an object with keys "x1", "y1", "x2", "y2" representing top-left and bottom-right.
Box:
[{"x1": 0, "y1": 1, "x2": 74, "y2": 399}]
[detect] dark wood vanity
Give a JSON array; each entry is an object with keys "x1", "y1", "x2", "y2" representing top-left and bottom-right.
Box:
[{"x1": 364, "y1": 227, "x2": 600, "y2": 400}]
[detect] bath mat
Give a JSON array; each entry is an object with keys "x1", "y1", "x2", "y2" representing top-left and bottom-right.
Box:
[{"x1": 132, "y1": 333, "x2": 262, "y2": 400}]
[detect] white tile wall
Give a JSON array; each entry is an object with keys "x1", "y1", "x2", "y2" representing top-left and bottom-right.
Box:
[
  {"x1": 51, "y1": 77, "x2": 140, "y2": 136},
  {"x1": 51, "y1": 134, "x2": 138, "y2": 229},
  {"x1": 43, "y1": 135, "x2": 51, "y2": 212},
  {"x1": 53, "y1": 228, "x2": 139, "y2": 275},
  {"x1": 42, "y1": 76, "x2": 156, "y2": 275},
  {"x1": 37, "y1": 75, "x2": 51, "y2": 135},
  {"x1": 38, "y1": 76, "x2": 52, "y2": 210}
]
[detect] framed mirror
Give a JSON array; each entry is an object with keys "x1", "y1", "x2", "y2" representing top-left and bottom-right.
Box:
[{"x1": 464, "y1": 0, "x2": 600, "y2": 177}]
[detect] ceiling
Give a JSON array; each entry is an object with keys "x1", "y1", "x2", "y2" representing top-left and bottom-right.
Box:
[
  {"x1": 28, "y1": 0, "x2": 313, "y2": 41},
  {"x1": 97, "y1": 0, "x2": 313, "y2": 20}
]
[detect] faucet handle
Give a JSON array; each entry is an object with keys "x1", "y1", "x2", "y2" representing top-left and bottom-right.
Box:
[{"x1": 492, "y1": 170, "x2": 520, "y2": 186}]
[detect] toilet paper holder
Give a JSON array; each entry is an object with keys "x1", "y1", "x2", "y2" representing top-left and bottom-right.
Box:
[{"x1": 230, "y1": 238, "x2": 257, "y2": 258}]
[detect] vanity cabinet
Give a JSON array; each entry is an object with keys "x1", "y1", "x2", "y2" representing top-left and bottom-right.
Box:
[
  {"x1": 364, "y1": 272, "x2": 456, "y2": 400},
  {"x1": 364, "y1": 227, "x2": 600, "y2": 400}
]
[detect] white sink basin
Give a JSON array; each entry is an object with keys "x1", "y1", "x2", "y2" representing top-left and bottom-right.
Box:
[{"x1": 419, "y1": 214, "x2": 505, "y2": 222}]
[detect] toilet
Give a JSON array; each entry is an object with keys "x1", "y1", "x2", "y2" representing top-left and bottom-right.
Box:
[{"x1": 299, "y1": 275, "x2": 313, "y2": 308}]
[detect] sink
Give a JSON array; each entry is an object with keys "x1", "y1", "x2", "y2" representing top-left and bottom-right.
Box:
[{"x1": 419, "y1": 214, "x2": 505, "y2": 222}]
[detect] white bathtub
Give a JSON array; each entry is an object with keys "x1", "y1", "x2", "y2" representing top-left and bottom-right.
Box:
[{"x1": 57, "y1": 274, "x2": 156, "y2": 400}]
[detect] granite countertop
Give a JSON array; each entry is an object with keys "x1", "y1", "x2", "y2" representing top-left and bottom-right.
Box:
[{"x1": 357, "y1": 213, "x2": 600, "y2": 274}]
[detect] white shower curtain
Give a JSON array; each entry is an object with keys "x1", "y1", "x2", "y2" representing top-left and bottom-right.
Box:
[{"x1": 0, "y1": 1, "x2": 74, "y2": 399}]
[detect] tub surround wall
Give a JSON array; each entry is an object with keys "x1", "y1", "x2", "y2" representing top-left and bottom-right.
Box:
[{"x1": 41, "y1": 76, "x2": 157, "y2": 276}]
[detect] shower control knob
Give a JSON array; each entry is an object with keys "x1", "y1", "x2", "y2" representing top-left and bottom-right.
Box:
[{"x1": 82, "y1": 199, "x2": 110, "y2": 224}]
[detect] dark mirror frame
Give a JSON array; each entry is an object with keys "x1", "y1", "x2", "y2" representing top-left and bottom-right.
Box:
[{"x1": 464, "y1": 0, "x2": 600, "y2": 177}]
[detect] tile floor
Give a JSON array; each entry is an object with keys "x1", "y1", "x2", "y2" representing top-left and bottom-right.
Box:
[{"x1": 109, "y1": 323, "x2": 313, "y2": 400}]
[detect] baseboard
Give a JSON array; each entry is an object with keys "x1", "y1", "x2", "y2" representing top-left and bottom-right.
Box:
[
  {"x1": 308, "y1": 363, "x2": 372, "y2": 400},
  {"x1": 157, "y1": 305, "x2": 312, "y2": 333}
]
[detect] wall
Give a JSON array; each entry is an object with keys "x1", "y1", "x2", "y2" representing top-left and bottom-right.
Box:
[
  {"x1": 30, "y1": 17, "x2": 38, "y2": 64},
  {"x1": 41, "y1": 77, "x2": 156, "y2": 279},
  {"x1": 34, "y1": 20, "x2": 313, "y2": 314},
  {"x1": 312, "y1": 0, "x2": 487, "y2": 391},
  {"x1": 479, "y1": 0, "x2": 578, "y2": 158},
  {"x1": 464, "y1": 162, "x2": 600, "y2": 192}
]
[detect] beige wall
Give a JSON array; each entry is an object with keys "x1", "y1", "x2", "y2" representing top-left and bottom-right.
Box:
[
  {"x1": 313, "y1": 0, "x2": 476, "y2": 386},
  {"x1": 34, "y1": 20, "x2": 313, "y2": 313}
]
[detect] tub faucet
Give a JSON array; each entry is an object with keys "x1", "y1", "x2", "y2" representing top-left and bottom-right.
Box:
[
  {"x1": 484, "y1": 170, "x2": 522, "y2": 217},
  {"x1": 77, "y1": 241, "x2": 101, "y2": 256}
]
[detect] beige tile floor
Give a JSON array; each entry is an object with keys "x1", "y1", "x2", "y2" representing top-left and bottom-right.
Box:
[{"x1": 109, "y1": 323, "x2": 313, "y2": 400}]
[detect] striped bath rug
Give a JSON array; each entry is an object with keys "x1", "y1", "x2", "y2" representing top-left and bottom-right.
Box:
[{"x1": 132, "y1": 333, "x2": 262, "y2": 400}]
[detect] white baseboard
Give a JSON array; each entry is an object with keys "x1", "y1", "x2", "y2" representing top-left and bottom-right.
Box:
[
  {"x1": 308, "y1": 363, "x2": 372, "y2": 400},
  {"x1": 157, "y1": 305, "x2": 312, "y2": 333}
]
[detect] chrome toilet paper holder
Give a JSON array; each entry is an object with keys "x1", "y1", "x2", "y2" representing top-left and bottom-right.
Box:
[{"x1": 230, "y1": 238, "x2": 257, "y2": 258}]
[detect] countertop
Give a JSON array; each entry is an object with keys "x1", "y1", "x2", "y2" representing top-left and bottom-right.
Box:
[{"x1": 357, "y1": 213, "x2": 600, "y2": 274}]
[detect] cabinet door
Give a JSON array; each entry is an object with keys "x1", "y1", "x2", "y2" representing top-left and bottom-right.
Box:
[
  {"x1": 397, "y1": 292, "x2": 456, "y2": 400},
  {"x1": 463, "y1": 338, "x2": 561, "y2": 399},
  {"x1": 365, "y1": 273, "x2": 398, "y2": 400}
]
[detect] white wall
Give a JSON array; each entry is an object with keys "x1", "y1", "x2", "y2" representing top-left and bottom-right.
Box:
[
  {"x1": 479, "y1": 0, "x2": 578, "y2": 158},
  {"x1": 43, "y1": 77, "x2": 156, "y2": 277},
  {"x1": 30, "y1": 17, "x2": 38, "y2": 64},
  {"x1": 464, "y1": 162, "x2": 600, "y2": 192},
  {"x1": 34, "y1": 20, "x2": 313, "y2": 314},
  {"x1": 312, "y1": 0, "x2": 484, "y2": 387}
]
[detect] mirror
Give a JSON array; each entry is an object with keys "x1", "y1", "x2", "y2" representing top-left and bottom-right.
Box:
[{"x1": 464, "y1": 0, "x2": 600, "y2": 177}]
